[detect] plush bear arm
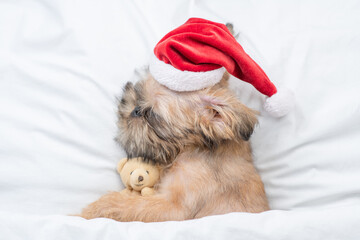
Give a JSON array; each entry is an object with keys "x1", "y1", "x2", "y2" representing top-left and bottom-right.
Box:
[
  {"x1": 120, "y1": 188, "x2": 132, "y2": 196},
  {"x1": 121, "y1": 188, "x2": 141, "y2": 196},
  {"x1": 141, "y1": 187, "x2": 155, "y2": 196}
]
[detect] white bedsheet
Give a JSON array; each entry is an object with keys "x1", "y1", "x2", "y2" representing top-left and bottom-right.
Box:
[
  {"x1": 1, "y1": 204, "x2": 360, "y2": 240},
  {"x1": 1, "y1": 0, "x2": 360, "y2": 239}
]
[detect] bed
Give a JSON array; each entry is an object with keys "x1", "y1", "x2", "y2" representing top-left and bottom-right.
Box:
[{"x1": 0, "y1": 0, "x2": 359, "y2": 239}]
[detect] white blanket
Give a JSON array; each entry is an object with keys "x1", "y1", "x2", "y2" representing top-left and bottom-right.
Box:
[
  {"x1": 1, "y1": 205, "x2": 359, "y2": 240},
  {"x1": 1, "y1": 0, "x2": 360, "y2": 239}
]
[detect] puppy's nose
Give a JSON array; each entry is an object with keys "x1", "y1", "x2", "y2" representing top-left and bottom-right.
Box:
[
  {"x1": 138, "y1": 176, "x2": 144, "y2": 182},
  {"x1": 131, "y1": 106, "x2": 142, "y2": 117}
]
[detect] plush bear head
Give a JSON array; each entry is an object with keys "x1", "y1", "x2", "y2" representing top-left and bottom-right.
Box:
[{"x1": 117, "y1": 158, "x2": 161, "y2": 191}]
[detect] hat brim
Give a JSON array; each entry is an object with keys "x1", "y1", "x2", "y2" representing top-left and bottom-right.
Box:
[{"x1": 149, "y1": 55, "x2": 225, "y2": 92}]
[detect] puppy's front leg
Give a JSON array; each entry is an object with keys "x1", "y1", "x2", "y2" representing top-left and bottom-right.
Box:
[{"x1": 80, "y1": 191, "x2": 187, "y2": 222}]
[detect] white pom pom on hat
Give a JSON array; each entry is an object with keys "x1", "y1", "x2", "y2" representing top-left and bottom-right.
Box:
[
  {"x1": 264, "y1": 87, "x2": 295, "y2": 118},
  {"x1": 149, "y1": 17, "x2": 295, "y2": 117}
]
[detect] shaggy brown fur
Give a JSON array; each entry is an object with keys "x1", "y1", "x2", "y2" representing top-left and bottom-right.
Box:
[{"x1": 80, "y1": 72, "x2": 269, "y2": 222}]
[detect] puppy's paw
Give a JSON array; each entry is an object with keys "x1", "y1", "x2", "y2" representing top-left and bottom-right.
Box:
[
  {"x1": 226, "y1": 23, "x2": 234, "y2": 35},
  {"x1": 226, "y1": 23, "x2": 239, "y2": 38}
]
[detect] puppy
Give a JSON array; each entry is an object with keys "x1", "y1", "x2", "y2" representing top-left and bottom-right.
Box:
[{"x1": 80, "y1": 71, "x2": 269, "y2": 222}]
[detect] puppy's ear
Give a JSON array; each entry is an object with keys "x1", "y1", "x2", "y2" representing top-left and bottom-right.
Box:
[
  {"x1": 197, "y1": 94, "x2": 258, "y2": 145},
  {"x1": 236, "y1": 109, "x2": 258, "y2": 141}
]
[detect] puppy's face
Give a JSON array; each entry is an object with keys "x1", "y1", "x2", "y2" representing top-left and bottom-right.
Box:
[{"x1": 116, "y1": 72, "x2": 257, "y2": 165}]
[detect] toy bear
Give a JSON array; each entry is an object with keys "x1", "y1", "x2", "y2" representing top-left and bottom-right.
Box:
[{"x1": 117, "y1": 157, "x2": 161, "y2": 196}]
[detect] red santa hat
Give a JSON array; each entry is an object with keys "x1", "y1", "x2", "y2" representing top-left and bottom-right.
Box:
[{"x1": 149, "y1": 18, "x2": 294, "y2": 117}]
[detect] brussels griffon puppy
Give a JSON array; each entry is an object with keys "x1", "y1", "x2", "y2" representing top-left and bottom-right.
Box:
[{"x1": 80, "y1": 71, "x2": 269, "y2": 222}]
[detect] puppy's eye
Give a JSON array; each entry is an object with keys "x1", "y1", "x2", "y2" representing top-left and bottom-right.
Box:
[
  {"x1": 130, "y1": 171, "x2": 133, "y2": 175},
  {"x1": 146, "y1": 170, "x2": 149, "y2": 174},
  {"x1": 131, "y1": 106, "x2": 142, "y2": 117}
]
